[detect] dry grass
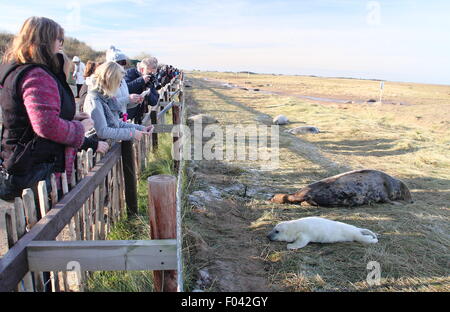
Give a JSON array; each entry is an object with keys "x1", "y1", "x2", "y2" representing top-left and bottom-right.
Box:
[{"x1": 183, "y1": 71, "x2": 450, "y2": 292}]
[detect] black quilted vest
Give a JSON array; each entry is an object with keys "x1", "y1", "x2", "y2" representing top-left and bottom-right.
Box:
[{"x1": 0, "y1": 63, "x2": 76, "y2": 174}]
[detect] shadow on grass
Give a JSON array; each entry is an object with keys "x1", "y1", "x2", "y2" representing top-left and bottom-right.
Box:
[{"x1": 316, "y1": 138, "x2": 420, "y2": 157}]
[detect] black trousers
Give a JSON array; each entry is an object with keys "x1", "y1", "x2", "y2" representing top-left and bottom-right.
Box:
[
  {"x1": 76, "y1": 84, "x2": 83, "y2": 98},
  {"x1": 121, "y1": 141, "x2": 138, "y2": 215}
]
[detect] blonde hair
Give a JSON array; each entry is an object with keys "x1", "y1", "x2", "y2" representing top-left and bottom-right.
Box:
[
  {"x1": 3, "y1": 16, "x2": 64, "y2": 73},
  {"x1": 92, "y1": 61, "x2": 124, "y2": 97}
]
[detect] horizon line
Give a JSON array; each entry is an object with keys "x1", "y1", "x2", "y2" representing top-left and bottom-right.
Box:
[{"x1": 186, "y1": 69, "x2": 450, "y2": 87}]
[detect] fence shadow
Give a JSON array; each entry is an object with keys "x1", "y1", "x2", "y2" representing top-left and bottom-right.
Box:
[{"x1": 315, "y1": 138, "x2": 419, "y2": 157}]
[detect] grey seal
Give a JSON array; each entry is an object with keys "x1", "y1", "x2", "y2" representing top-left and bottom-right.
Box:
[{"x1": 271, "y1": 169, "x2": 413, "y2": 207}]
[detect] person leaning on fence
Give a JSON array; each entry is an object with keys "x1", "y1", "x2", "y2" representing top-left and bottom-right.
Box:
[
  {"x1": 83, "y1": 61, "x2": 153, "y2": 142},
  {"x1": 105, "y1": 46, "x2": 143, "y2": 121},
  {"x1": 72, "y1": 56, "x2": 85, "y2": 98},
  {"x1": 124, "y1": 57, "x2": 160, "y2": 123},
  {"x1": 0, "y1": 16, "x2": 96, "y2": 201}
]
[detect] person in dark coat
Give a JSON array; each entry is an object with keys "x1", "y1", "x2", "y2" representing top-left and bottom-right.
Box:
[{"x1": 123, "y1": 57, "x2": 159, "y2": 123}]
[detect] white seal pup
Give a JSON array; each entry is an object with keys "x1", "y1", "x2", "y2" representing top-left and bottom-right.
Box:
[
  {"x1": 273, "y1": 115, "x2": 289, "y2": 125},
  {"x1": 267, "y1": 217, "x2": 378, "y2": 249}
]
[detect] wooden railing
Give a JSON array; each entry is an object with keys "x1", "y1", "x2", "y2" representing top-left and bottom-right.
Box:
[{"x1": 0, "y1": 74, "x2": 184, "y2": 292}]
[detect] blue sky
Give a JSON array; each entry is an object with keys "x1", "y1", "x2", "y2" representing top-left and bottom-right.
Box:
[{"x1": 1, "y1": 0, "x2": 450, "y2": 85}]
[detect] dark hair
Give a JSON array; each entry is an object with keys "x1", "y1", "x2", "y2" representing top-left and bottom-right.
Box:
[{"x1": 84, "y1": 60, "x2": 97, "y2": 78}]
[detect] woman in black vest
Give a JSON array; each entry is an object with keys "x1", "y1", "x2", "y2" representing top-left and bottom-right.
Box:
[{"x1": 0, "y1": 17, "x2": 95, "y2": 201}]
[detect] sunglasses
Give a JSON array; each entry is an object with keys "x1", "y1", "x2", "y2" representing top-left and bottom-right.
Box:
[{"x1": 117, "y1": 59, "x2": 127, "y2": 66}]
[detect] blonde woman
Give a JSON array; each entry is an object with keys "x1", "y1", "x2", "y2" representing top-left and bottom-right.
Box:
[
  {"x1": 0, "y1": 16, "x2": 95, "y2": 200},
  {"x1": 83, "y1": 61, "x2": 153, "y2": 141}
]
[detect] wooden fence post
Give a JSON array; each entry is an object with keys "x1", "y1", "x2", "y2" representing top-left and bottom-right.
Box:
[
  {"x1": 150, "y1": 110, "x2": 158, "y2": 150},
  {"x1": 147, "y1": 175, "x2": 177, "y2": 292},
  {"x1": 22, "y1": 188, "x2": 45, "y2": 292},
  {"x1": 121, "y1": 141, "x2": 138, "y2": 215},
  {"x1": 172, "y1": 100, "x2": 181, "y2": 172}
]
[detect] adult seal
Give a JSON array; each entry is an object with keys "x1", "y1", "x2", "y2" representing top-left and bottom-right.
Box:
[{"x1": 271, "y1": 169, "x2": 413, "y2": 207}]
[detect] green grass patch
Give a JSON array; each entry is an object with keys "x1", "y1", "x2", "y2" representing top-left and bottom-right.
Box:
[
  {"x1": 141, "y1": 133, "x2": 176, "y2": 178},
  {"x1": 86, "y1": 132, "x2": 176, "y2": 292},
  {"x1": 85, "y1": 215, "x2": 154, "y2": 292}
]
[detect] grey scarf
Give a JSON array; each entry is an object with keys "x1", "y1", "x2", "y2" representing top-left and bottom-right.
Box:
[{"x1": 91, "y1": 91, "x2": 122, "y2": 128}]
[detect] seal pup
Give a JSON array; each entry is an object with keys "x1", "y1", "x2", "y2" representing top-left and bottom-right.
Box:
[
  {"x1": 285, "y1": 126, "x2": 320, "y2": 134},
  {"x1": 271, "y1": 169, "x2": 412, "y2": 207},
  {"x1": 273, "y1": 115, "x2": 289, "y2": 125},
  {"x1": 267, "y1": 217, "x2": 378, "y2": 249}
]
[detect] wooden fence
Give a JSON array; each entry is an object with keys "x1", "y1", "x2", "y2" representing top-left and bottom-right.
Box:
[{"x1": 0, "y1": 74, "x2": 185, "y2": 292}]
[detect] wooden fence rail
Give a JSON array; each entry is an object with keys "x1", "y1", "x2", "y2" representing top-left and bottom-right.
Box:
[{"x1": 0, "y1": 74, "x2": 184, "y2": 292}]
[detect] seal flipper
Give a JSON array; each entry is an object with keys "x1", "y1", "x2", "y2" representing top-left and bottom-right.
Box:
[
  {"x1": 359, "y1": 229, "x2": 378, "y2": 243},
  {"x1": 286, "y1": 194, "x2": 305, "y2": 204},
  {"x1": 287, "y1": 236, "x2": 310, "y2": 249},
  {"x1": 271, "y1": 194, "x2": 289, "y2": 203}
]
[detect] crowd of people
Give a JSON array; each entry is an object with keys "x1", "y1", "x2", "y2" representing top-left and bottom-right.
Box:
[{"x1": 0, "y1": 16, "x2": 180, "y2": 201}]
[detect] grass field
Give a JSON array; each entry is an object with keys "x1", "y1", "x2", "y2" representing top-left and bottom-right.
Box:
[{"x1": 182, "y1": 71, "x2": 450, "y2": 292}]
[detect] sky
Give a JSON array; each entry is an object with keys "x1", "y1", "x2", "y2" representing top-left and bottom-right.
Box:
[{"x1": 1, "y1": 0, "x2": 450, "y2": 85}]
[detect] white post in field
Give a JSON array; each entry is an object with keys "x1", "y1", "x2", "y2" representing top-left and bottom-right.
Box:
[{"x1": 379, "y1": 81, "x2": 384, "y2": 103}]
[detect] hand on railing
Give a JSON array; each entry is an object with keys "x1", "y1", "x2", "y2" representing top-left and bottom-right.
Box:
[
  {"x1": 133, "y1": 130, "x2": 152, "y2": 141},
  {"x1": 96, "y1": 141, "x2": 109, "y2": 154},
  {"x1": 144, "y1": 125, "x2": 154, "y2": 134}
]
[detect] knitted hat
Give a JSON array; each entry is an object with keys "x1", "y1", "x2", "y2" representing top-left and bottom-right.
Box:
[{"x1": 106, "y1": 45, "x2": 127, "y2": 62}]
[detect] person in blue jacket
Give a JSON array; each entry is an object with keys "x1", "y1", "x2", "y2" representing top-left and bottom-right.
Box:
[{"x1": 124, "y1": 57, "x2": 159, "y2": 123}]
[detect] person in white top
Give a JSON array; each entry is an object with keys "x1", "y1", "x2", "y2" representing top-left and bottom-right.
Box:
[
  {"x1": 72, "y1": 56, "x2": 85, "y2": 98},
  {"x1": 105, "y1": 46, "x2": 143, "y2": 119}
]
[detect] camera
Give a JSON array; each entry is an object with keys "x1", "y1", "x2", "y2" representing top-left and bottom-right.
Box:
[
  {"x1": 145, "y1": 74, "x2": 162, "y2": 91},
  {"x1": 145, "y1": 74, "x2": 156, "y2": 86}
]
